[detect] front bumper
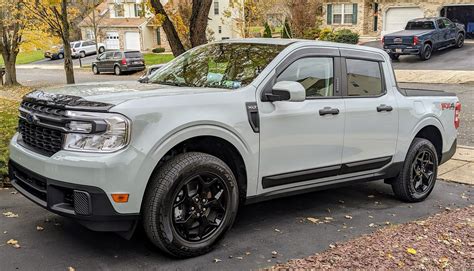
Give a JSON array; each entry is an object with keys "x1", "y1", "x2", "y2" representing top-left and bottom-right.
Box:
[
  {"x1": 122, "y1": 65, "x2": 146, "y2": 72},
  {"x1": 384, "y1": 45, "x2": 422, "y2": 55},
  {"x1": 9, "y1": 160, "x2": 138, "y2": 232}
]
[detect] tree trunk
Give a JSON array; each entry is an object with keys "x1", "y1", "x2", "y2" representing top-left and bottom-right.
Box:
[
  {"x1": 2, "y1": 52, "x2": 18, "y2": 85},
  {"x1": 150, "y1": 0, "x2": 186, "y2": 56},
  {"x1": 189, "y1": 0, "x2": 212, "y2": 47},
  {"x1": 61, "y1": 0, "x2": 75, "y2": 84}
]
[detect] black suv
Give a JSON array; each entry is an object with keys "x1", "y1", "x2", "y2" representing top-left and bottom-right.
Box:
[{"x1": 92, "y1": 51, "x2": 145, "y2": 75}]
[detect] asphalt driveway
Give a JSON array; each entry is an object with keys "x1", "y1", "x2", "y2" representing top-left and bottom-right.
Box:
[
  {"x1": 1, "y1": 180, "x2": 471, "y2": 270},
  {"x1": 362, "y1": 41, "x2": 474, "y2": 71}
]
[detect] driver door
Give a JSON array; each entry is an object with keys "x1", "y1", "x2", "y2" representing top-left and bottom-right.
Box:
[{"x1": 257, "y1": 48, "x2": 345, "y2": 192}]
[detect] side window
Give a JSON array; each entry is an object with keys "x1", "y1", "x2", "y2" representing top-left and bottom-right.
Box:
[
  {"x1": 113, "y1": 52, "x2": 122, "y2": 59},
  {"x1": 437, "y1": 19, "x2": 446, "y2": 29},
  {"x1": 277, "y1": 57, "x2": 334, "y2": 97},
  {"x1": 443, "y1": 18, "x2": 453, "y2": 28},
  {"x1": 98, "y1": 53, "x2": 106, "y2": 60},
  {"x1": 346, "y1": 59, "x2": 383, "y2": 96},
  {"x1": 105, "y1": 52, "x2": 114, "y2": 59}
]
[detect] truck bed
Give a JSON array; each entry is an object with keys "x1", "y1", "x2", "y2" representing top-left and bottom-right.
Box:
[{"x1": 400, "y1": 88, "x2": 457, "y2": 97}]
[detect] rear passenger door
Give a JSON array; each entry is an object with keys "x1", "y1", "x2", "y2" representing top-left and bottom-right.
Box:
[
  {"x1": 436, "y1": 19, "x2": 448, "y2": 48},
  {"x1": 340, "y1": 50, "x2": 398, "y2": 170}
]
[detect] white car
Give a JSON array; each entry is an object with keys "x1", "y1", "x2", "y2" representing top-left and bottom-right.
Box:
[
  {"x1": 72, "y1": 40, "x2": 106, "y2": 58},
  {"x1": 9, "y1": 39, "x2": 460, "y2": 257}
]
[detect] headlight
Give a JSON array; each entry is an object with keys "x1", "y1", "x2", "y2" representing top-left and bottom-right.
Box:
[{"x1": 63, "y1": 111, "x2": 130, "y2": 153}]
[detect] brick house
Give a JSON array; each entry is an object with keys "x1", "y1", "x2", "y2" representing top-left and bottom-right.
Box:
[
  {"x1": 79, "y1": 0, "x2": 244, "y2": 52},
  {"x1": 321, "y1": 0, "x2": 474, "y2": 38}
]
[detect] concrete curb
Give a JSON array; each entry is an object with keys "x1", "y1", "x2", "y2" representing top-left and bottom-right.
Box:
[{"x1": 395, "y1": 70, "x2": 474, "y2": 84}]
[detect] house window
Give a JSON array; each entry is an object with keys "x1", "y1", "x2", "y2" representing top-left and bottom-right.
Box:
[
  {"x1": 218, "y1": 26, "x2": 222, "y2": 34},
  {"x1": 114, "y1": 4, "x2": 124, "y2": 17},
  {"x1": 134, "y1": 3, "x2": 143, "y2": 17},
  {"x1": 332, "y1": 4, "x2": 355, "y2": 24},
  {"x1": 214, "y1": 1, "x2": 219, "y2": 15},
  {"x1": 86, "y1": 29, "x2": 95, "y2": 40},
  {"x1": 156, "y1": 28, "x2": 161, "y2": 45}
]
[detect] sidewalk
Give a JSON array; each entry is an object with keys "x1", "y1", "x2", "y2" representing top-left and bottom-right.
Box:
[{"x1": 439, "y1": 146, "x2": 474, "y2": 185}]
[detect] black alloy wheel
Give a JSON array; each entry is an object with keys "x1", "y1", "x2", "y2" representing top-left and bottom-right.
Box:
[
  {"x1": 456, "y1": 34, "x2": 464, "y2": 48},
  {"x1": 410, "y1": 150, "x2": 435, "y2": 194},
  {"x1": 171, "y1": 172, "x2": 229, "y2": 242}
]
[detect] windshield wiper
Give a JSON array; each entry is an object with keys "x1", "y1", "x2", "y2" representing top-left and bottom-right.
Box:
[{"x1": 153, "y1": 81, "x2": 187, "y2": 87}]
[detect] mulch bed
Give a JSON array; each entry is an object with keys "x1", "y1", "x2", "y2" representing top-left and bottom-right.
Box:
[{"x1": 272, "y1": 206, "x2": 474, "y2": 270}]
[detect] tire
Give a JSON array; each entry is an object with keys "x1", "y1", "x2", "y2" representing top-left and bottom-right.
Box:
[
  {"x1": 79, "y1": 51, "x2": 86, "y2": 58},
  {"x1": 389, "y1": 53, "x2": 400, "y2": 60},
  {"x1": 143, "y1": 152, "x2": 239, "y2": 258},
  {"x1": 419, "y1": 44, "x2": 432, "y2": 60},
  {"x1": 58, "y1": 53, "x2": 64, "y2": 59},
  {"x1": 92, "y1": 65, "x2": 100, "y2": 75},
  {"x1": 391, "y1": 138, "x2": 438, "y2": 203},
  {"x1": 98, "y1": 46, "x2": 105, "y2": 53},
  {"x1": 455, "y1": 33, "x2": 464, "y2": 48},
  {"x1": 114, "y1": 65, "x2": 122, "y2": 75}
]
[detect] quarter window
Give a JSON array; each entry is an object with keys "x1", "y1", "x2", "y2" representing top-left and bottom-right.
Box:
[
  {"x1": 333, "y1": 4, "x2": 354, "y2": 24},
  {"x1": 277, "y1": 57, "x2": 334, "y2": 98},
  {"x1": 346, "y1": 59, "x2": 383, "y2": 96}
]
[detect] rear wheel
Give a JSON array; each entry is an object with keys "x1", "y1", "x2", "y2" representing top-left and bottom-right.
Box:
[
  {"x1": 79, "y1": 51, "x2": 86, "y2": 58},
  {"x1": 389, "y1": 53, "x2": 400, "y2": 60},
  {"x1": 419, "y1": 44, "x2": 432, "y2": 60},
  {"x1": 114, "y1": 65, "x2": 122, "y2": 75},
  {"x1": 58, "y1": 53, "x2": 64, "y2": 59},
  {"x1": 391, "y1": 138, "x2": 438, "y2": 202},
  {"x1": 455, "y1": 33, "x2": 464, "y2": 48},
  {"x1": 143, "y1": 152, "x2": 239, "y2": 258}
]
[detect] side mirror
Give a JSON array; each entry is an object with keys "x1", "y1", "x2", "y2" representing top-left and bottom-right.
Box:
[{"x1": 265, "y1": 81, "x2": 305, "y2": 102}]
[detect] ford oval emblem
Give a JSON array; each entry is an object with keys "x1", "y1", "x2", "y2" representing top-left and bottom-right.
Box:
[{"x1": 26, "y1": 113, "x2": 38, "y2": 124}]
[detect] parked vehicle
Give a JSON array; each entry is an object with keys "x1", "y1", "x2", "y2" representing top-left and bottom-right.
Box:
[
  {"x1": 383, "y1": 17, "x2": 465, "y2": 60},
  {"x1": 72, "y1": 40, "x2": 106, "y2": 58},
  {"x1": 92, "y1": 51, "x2": 145, "y2": 75},
  {"x1": 138, "y1": 64, "x2": 166, "y2": 83},
  {"x1": 44, "y1": 42, "x2": 79, "y2": 60},
  {"x1": 9, "y1": 39, "x2": 460, "y2": 258}
]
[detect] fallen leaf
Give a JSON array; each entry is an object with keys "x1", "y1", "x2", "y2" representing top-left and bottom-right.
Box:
[
  {"x1": 274, "y1": 228, "x2": 281, "y2": 233},
  {"x1": 36, "y1": 226, "x2": 44, "y2": 231},
  {"x1": 3, "y1": 231, "x2": 7, "y2": 234},
  {"x1": 68, "y1": 267, "x2": 75, "y2": 271},
  {"x1": 338, "y1": 200, "x2": 345, "y2": 204},
  {"x1": 384, "y1": 221, "x2": 391, "y2": 225},
  {"x1": 245, "y1": 251, "x2": 251, "y2": 255},
  {"x1": 368, "y1": 215, "x2": 374, "y2": 219},
  {"x1": 213, "y1": 258, "x2": 222, "y2": 263},
  {"x1": 324, "y1": 217, "x2": 333, "y2": 221},
  {"x1": 406, "y1": 247, "x2": 417, "y2": 255},
  {"x1": 307, "y1": 217, "x2": 319, "y2": 224},
  {"x1": 368, "y1": 195, "x2": 375, "y2": 198},
  {"x1": 369, "y1": 223, "x2": 376, "y2": 227},
  {"x1": 7, "y1": 239, "x2": 18, "y2": 245},
  {"x1": 236, "y1": 256, "x2": 243, "y2": 260},
  {"x1": 10, "y1": 191, "x2": 17, "y2": 195},
  {"x1": 13, "y1": 244, "x2": 20, "y2": 249},
  {"x1": 271, "y1": 251, "x2": 278, "y2": 255},
  {"x1": 329, "y1": 244, "x2": 336, "y2": 248},
  {"x1": 2, "y1": 211, "x2": 19, "y2": 218},
  {"x1": 344, "y1": 215, "x2": 353, "y2": 220}
]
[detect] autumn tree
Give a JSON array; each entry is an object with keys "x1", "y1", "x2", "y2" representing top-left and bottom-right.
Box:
[
  {"x1": 286, "y1": 0, "x2": 322, "y2": 39},
  {"x1": 26, "y1": 0, "x2": 78, "y2": 84},
  {"x1": 82, "y1": 0, "x2": 107, "y2": 55},
  {"x1": 0, "y1": 0, "x2": 27, "y2": 85},
  {"x1": 149, "y1": 0, "x2": 213, "y2": 56}
]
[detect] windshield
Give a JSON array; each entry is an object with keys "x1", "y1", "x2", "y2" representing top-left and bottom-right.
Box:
[
  {"x1": 405, "y1": 21, "x2": 435, "y2": 30},
  {"x1": 149, "y1": 43, "x2": 287, "y2": 89}
]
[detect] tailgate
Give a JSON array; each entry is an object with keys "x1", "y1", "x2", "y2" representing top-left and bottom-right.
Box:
[{"x1": 384, "y1": 36, "x2": 414, "y2": 46}]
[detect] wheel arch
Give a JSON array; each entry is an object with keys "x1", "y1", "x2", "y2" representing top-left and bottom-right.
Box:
[
  {"x1": 412, "y1": 124, "x2": 443, "y2": 163},
  {"x1": 139, "y1": 126, "x2": 255, "y2": 212}
]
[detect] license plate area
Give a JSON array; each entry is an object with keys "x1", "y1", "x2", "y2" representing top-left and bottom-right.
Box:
[{"x1": 395, "y1": 48, "x2": 402, "y2": 53}]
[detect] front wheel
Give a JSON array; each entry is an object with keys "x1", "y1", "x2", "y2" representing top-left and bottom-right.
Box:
[
  {"x1": 391, "y1": 138, "x2": 438, "y2": 202},
  {"x1": 92, "y1": 65, "x2": 100, "y2": 75},
  {"x1": 58, "y1": 53, "x2": 64, "y2": 59},
  {"x1": 419, "y1": 44, "x2": 432, "y2": 60},
  {"x1": 143, "y1": 152, "x2": 239, "y2": 258}
]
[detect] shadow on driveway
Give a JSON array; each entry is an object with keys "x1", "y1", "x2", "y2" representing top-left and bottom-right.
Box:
[{"x1": 1, "y1": 180, "x2": 471, "y2": 270}]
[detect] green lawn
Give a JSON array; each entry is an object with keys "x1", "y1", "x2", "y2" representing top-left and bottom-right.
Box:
[
  {"x1": 144, "y1": 53, "x2": 174, "y2": 66},
  {"x1": 0, "y1": 50, "x2": 44, "y2": 66},
  {"x1": 0, "y1": 98, "x2": 19, "y2": 184}
]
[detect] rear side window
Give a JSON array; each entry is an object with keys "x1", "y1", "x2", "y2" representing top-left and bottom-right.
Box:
[
  {"x1": 125, "y1": 52, "x2": 143, "y2": 58},
  {"x1": 346, "y1": 59, "x2": 383, "y2": 96},
  {"x1": 113, "y1": 52, "x2": 123, "y2": 59},
  {"x1": 277, "y1": 57, "x2": 334, "y2": 98}
]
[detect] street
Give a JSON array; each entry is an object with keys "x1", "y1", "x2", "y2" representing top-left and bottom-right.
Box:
[{"x1": 1, "y1": 180, "x2": 471, "y2": 270}]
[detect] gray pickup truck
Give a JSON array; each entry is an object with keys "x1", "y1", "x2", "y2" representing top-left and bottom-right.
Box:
[
  {"x1": 9, "y1": 39, "x2": 460, "y2": 257},
  {"x1": 383, "y1": 17, "x2": 465, "y2": 60}
]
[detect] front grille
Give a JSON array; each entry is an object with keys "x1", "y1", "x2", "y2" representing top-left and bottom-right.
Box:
[
  {"x1": 18, "y1": 101, "x2": 66, "y2": 156},
  {"x1": 18, "y1": 119, "x2": 64, "y2": 156}
]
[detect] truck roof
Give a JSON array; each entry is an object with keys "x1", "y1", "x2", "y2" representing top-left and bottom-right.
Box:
[
  {"x1": 214, "y1": 38, "x2": 385, "y2": 56},
  {"x1": 408, "y1": 17, "x2": 445, "y2": 22}
]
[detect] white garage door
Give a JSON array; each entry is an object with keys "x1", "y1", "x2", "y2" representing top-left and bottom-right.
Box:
[
  {"x1": 105, "y1": 32, "x2": 120, "y2": 50},
  {"x1": 125, "y1": 32, "x2": 141, "y2": 51},
  {"x1": 383, "y1": 7, "x2": 424, "y2": 36}
]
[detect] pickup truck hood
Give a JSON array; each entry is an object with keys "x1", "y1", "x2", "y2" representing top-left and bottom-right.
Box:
[
  {"x1": 24, "y1": 81, "x2": 232, "y2": 108},
  {"x1": 385, "y1": 29, "x2": 433, "y2": 37}
]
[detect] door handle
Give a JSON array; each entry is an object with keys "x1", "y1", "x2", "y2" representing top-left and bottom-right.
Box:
[
  {"x1": 319, "y1": 107, "x2": 340, "y2": 116},
  {"x1": 377, "y1": 104, "x2": 393, "y2": 112}
]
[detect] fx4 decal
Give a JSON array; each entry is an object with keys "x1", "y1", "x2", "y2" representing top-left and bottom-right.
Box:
[{"x1": 441, "y1": 103, "x2": 455, "y2": 110}]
